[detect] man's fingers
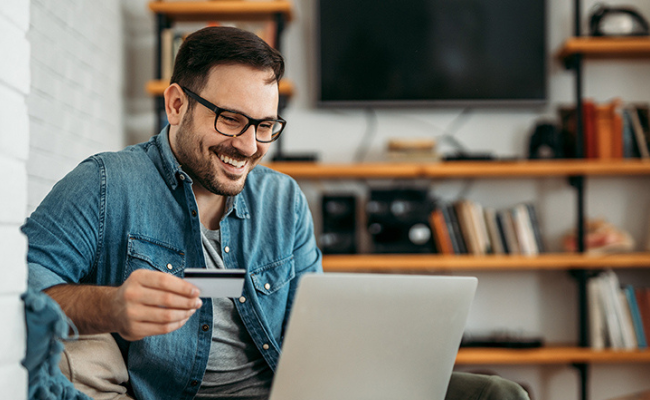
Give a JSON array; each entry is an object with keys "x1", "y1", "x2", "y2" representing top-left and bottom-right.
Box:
[
  {"x1": 128, "y1": 304, "x2": 197, "y2": 324},
  {"x1": 129, "y1": 269, "x2": 199, "y2": 298},
  {"x1": 136, "y1": 286, "x2": 203, "y2": 310}
]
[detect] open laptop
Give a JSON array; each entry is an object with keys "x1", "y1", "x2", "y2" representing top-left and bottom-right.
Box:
[{"x1": 268, "y1": 273, "x2": 478, "y2": 400}]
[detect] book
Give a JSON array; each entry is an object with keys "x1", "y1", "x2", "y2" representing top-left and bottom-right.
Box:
[
  {"x1": 445, "y1": 204, "x2": 468, "y2": 254},
  {"x1": 500, "y1": 209, "x2": 520, "y2": 255},
  {"x1": 622, "y1": 108, "x2": 641, "y2": 158},
  {"x1": 595, "y1": 103, "x2": 614, "y2": 159},
  {"x1": 611, "y1": 104, "x2": 624, "y2": 159},
  {"x1": 471, "y1": 201, "x2": 491, "y2": 254},
  {"x1": 512, "y1": 205, "x2": 537, "y2": 256},
  {"x1": 583, "y1": 99, "x2": 598, "y2": 159},
  {"x1": 637, "y1": 288, "x2": 650, "y2": 345},
  {"x1": 627, "y1": 105, "x2": 650, "y2": 158},
  {"x1": 525, "y1": 203, "x2": 545, "y2": 253},
  {"x1": 429, "y1": 209, "x2": 454, "y2": 255},
  {"x1": 484, "y1": 208, "x2": 504, "y2": 255},
  {"x1": 455, "y1": 200, "x2": 481, "y2": 255},
  {"x1": 588, "y1": 277, "x2": 606, "y2": 349},
  {"x1": 625, "y1": 285, "x2": 648, "y2": 349},
  {"x1": 600, "y1": 270, "x2": 637, "y2": 350},
  {"x1": 495, "y1": 211, "x2": 511, "y2": 254},
  {"x1": 596, "y1": 272, "x2": 625, "y2": 349}
]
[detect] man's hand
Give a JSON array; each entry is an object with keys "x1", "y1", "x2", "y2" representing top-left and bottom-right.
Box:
[
  {"x1": 111, "y1": 269, "x2": 203, "y2": 341},
  {"x1": 45, "y1": 269, "x2": 202, "y2": 342}
]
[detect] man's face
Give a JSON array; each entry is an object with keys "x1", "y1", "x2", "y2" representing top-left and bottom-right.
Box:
[{"x1": 171, "y1": 64, "x2": 278, "y2": 196}]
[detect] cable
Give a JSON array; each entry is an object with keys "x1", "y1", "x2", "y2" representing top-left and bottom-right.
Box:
[{"x1": 353, "y1": 108, "x2": 378, "y2": 163}]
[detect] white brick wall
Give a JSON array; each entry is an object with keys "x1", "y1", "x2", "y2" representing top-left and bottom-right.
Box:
[
  {"x1": 0, "y1": 0, "x2": 30, "y2": 398},
  {"x1": 27, "y1": 0, "x2": 125, "y2": 212},
  {"x1": 0, "y1": 0, "x2": 125, "y2": 396}
]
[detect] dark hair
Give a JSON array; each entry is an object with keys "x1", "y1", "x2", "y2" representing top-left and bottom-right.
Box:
[{"x1": 170, "y1": 26, "x2": 285, "y2": 95}]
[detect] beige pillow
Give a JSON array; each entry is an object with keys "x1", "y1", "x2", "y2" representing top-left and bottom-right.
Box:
[{"x1": 59, "y1": 333, "x2": 134, "y2": 400}]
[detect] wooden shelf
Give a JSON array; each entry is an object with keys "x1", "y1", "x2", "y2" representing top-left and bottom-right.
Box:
[
  {"x1": 265, "y1": 160, "x2": 650, "y2": 179},
  {"x1": 557, "y1": 37, "x2": 650, "y2": 61},
  {"x1": 322, "y1": 253, "x2": 650, "y2": 272},
  {"x1": 148, "y1": 0, "x2": 293, "y2": 22},
  {"x1": 456, "y1": 346, "x2": 650, "y2": 365},
  {"x1": 146, "y1": 79, "x2": 294, "y2": 97}
]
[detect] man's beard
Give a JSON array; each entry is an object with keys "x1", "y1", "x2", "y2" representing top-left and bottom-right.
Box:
[{"x1": 173, "y1": 111, "x2": 262, "y2": 196}]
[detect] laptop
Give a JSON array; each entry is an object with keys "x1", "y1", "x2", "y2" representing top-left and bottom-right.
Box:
[{"x1": 268, "y1": 273, "x2": 478, "y2": 400}]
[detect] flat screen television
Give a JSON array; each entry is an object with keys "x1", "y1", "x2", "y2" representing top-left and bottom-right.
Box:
[{"x1": 316, "y1": 0, "x2": 547, "y2": 108}]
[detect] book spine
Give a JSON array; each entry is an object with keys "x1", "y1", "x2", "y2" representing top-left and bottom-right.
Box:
[
  {"x1": 447, "y1": 203, "x2": 468, "y2": 254},
  {"x1": 525, "y1": 203, "x2": 545, "y2": 253},
  {"x1": 440, "y1": 204, "x2": 461, "y2": 254},
  {"x1": 588, "y1": 278, "x2": 606, "y2": 349},
  {"x1": 495, "y1": 211, "x2": 510, "y2": 254},
  {"x1": 625, "y1": 285, "x2": 648, "y2": 348}
]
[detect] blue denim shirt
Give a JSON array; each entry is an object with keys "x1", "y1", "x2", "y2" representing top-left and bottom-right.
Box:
[{"x1": 22, "y1": 129, "x2": 323, "y2": 400}]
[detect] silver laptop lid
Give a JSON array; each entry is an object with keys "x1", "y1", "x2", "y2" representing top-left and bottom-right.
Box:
[{"x1": 269, "y1": 273, "x2": 478, "y2": 400}]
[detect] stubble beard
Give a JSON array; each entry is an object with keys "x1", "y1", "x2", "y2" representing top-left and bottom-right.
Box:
[{"x1": 174, "y1": 111, "x2": 262, "y2": 196}]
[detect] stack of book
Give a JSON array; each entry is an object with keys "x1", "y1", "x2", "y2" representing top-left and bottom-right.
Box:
[
  {"x1": 588, "y1": 270, "x2": 649, "y2": 350},
  {"x1": 429, "y1": 200, "x2": 544, "y2": 256},
  {"x1": 558, "y1": 100, "x2": 650, "y2": 159}
]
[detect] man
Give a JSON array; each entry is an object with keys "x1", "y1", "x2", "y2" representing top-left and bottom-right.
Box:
[{"x1": 23, "y1": 27, "x2": 528, "y2": 400}]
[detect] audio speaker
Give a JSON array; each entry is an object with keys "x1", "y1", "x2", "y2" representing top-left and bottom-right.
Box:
[
  {"x1": 366, "y1": 188, "x2": 435, "y2": 253},
  {"x1": 320, "y1": 195, "x2": 357, "y2": 254}
]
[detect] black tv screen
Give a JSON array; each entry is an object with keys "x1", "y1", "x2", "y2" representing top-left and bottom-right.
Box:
[{"x1": 317, "y1": 0, "x2": 547, "y2": 107}]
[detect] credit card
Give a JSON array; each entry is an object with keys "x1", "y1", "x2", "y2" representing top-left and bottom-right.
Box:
[{"x1": 183, "y1": 268, "x2": 246, "y2": 298}]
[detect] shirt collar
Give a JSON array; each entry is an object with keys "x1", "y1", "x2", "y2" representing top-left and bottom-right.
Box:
[{"x1": 152, "y1": 126, "x2": 185, "y2": 191}]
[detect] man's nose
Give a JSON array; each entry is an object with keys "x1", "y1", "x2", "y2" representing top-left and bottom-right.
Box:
[{"x1": 231, "y1": 125, "x2": 258, "y2": 157}]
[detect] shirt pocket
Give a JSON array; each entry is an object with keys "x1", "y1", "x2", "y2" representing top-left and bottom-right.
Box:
[
  {"x1": 250, "y1": 255, "x2": 295, "y2": 295},
  {"x1": 125, "y1": 234, "x2": 185, "y2": 278}
]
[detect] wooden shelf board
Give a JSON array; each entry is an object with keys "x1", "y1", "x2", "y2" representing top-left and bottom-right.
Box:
[
  {"x1": 456, "y1": 346, "x2": 650, "y2": 365},
  {"x1": 146, "y1": 79, "x2": 294, "y2": 97},
  {"x1": 322, "y1": 253, "x2": 650, "y2": 272},
  {"x1": 557, "y1": 37, "x2": 650, "y2": 60},
  {"x1": 148, "y1": 0, "x2": 293, "y2": 21},
  {"x1": 265, "y1": 160, "x2": 650, "y2": 179}
]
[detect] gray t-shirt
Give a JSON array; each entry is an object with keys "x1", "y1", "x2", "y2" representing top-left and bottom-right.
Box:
[{"x1": 195, "y1": 223, "x2": 273, "y2": 400}]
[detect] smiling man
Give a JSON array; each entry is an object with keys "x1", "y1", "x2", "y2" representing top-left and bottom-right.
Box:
[{"x1": 23, "y1": 27, "x2": 322, "y2": 400}]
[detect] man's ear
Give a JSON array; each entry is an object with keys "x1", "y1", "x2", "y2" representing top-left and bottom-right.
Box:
[{"x1": 164, "y1": 83, "x2": 187, "y2": 126}]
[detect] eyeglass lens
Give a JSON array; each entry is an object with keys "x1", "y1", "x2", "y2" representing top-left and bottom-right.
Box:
[{"x1": 216, "y1": 111, "x2": 283, "y2": 142}]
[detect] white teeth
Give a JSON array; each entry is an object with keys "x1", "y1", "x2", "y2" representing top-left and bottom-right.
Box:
[{"x1": 219, "y1": 154, "x2": 245, "y2": 168}]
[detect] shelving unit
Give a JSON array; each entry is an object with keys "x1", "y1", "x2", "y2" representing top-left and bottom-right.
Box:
[
  {"x1": 147, "y1": 0, "x2": 294, "y2": 134},
  {"x1": 554, "y1": 1, "x2": 650, "y2": 398},
  {"x1": 265, "y1": 157, "x2": 650, "y2": 397}
]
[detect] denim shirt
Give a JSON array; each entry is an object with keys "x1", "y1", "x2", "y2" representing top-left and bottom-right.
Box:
[{"x1": 22, "y1": 129, "x2": 323, "y2": 400}]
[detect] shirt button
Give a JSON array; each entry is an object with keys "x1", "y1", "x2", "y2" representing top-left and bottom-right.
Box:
[
  {"x1": 263, "y1": 344, "x2": 270, "y2": 350},
  {"x1": 166, "y1": 263, "x2": 173, "y2": 270},
  {"x1": 191, "y1": 380, "x2": 198, "y2": 386},
  {"x1": 264, "y1": 283, "x2": 271, "y2": 290},
  {"x1": 224, "y1": 246, "x2": 230, "y2": 253},
  {"x1": 179, "y1": 174, "x2": 185, "y2": 181},
  {"x1": 239, "y1": 296, "x2": 246, "y2": 303},
  {"x1": 191, "y1": 210, "x2": 197, "y2": 217},
  {"x1": 202, "y1": 324, "x2": 209, "y2": 332}
]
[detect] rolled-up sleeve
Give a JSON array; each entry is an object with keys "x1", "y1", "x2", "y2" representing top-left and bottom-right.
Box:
[{"x1": 21, "y1": 157, "x2": 104, "y2": 292}]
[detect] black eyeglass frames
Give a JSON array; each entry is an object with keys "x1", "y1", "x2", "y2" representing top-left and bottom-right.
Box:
[{"x1": 182, "y1": 86, "x2": 286, "y2": 143}]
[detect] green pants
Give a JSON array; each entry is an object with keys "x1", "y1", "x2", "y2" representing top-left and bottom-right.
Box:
[{"x1": 446, "y1": 372, "x2": 530, "y2": 400}]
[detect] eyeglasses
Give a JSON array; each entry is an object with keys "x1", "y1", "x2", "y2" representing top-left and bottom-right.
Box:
[{"x1": 182, "y1": 86, "x2": 286, "y2": 143}]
